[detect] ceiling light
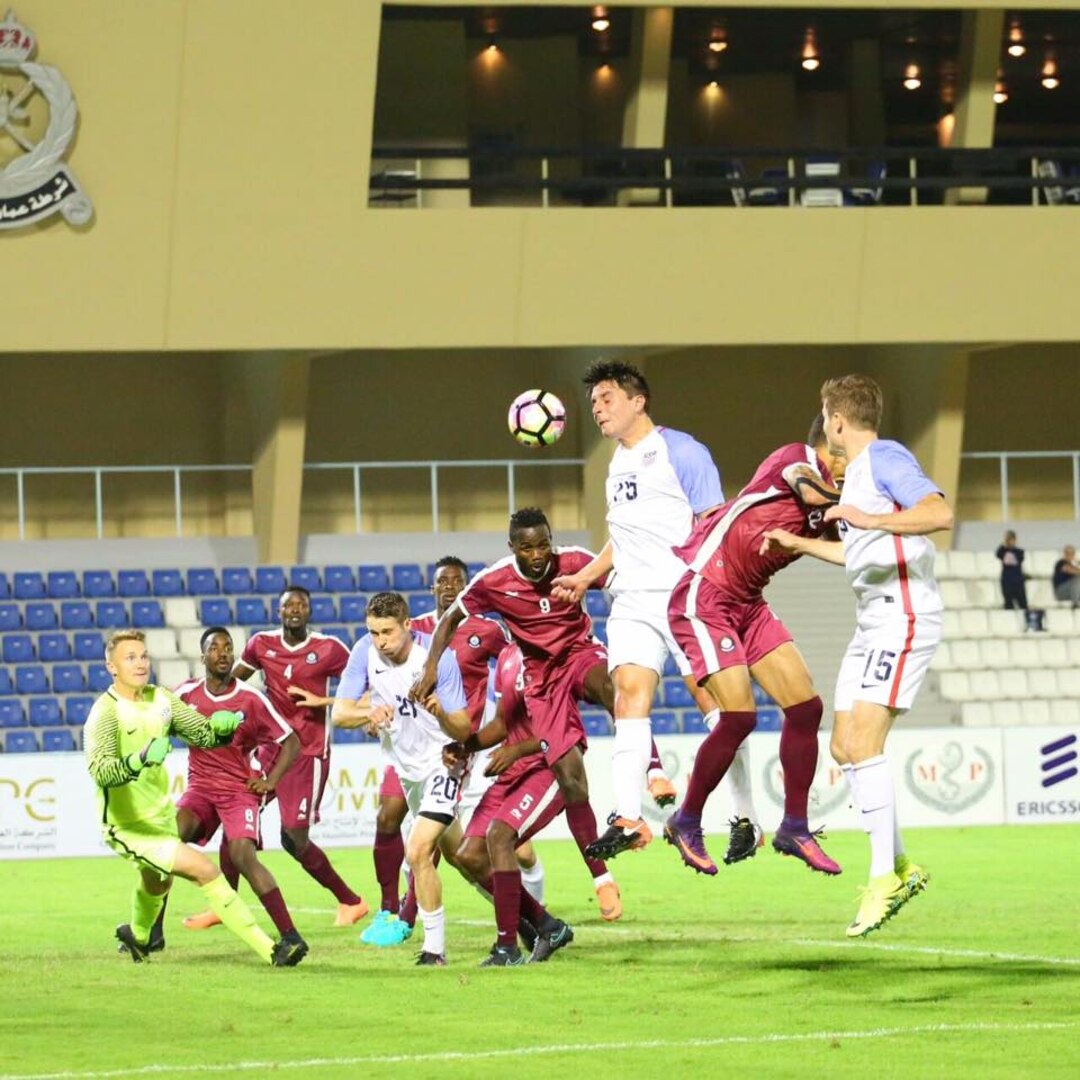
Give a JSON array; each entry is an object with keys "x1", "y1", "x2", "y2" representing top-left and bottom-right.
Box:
[
  {"x1": 708, "y1": 39, "x2": 727, "y2": 54},
  {"x1": 801, "y1": 30, "x2": 820, "y2": 71},
  {"x1": 903, "y1": 64, "x2": 921, "y2": 91},
  {"x1": 1007, "y1": 21, "x2": 1025, "y2": 58},
  {"x1": 1042, "y1": 56, "x2": 1059, "y2": 90},
  {"x1": 591, "y1": 6, "x2": 609, "y2": 33},
  {"x1": 993, "y1": 79, "x2": 1008, "y2": 105}
]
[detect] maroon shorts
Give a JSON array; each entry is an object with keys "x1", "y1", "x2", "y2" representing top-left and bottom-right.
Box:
[
  {"x1": 668, "y1": 571, "x2": 793, "y2": 684},
  {"x1": 524, "y1": 643, "x2": 607, "y2": 767},
  {"x1": 274, "y1": 753, "x2": 330, "y2": 829},
  {"x1": 379, "y1": 764, "x2": 406, "y2": 801},
  {"x1": 177, "y1": 787, "x2": 262, "y2": 846},
  {"x1": 465, "y1": 763, "x2": 564, "y2": 844}
]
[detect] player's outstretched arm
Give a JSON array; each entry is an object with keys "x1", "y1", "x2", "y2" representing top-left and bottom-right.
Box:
[
  {"x1": 248, "y1": 731, "x2": 301, "y2": 794},
  {"x1": 231, "y1": 660, "x2": 257, "y2": 682},
  {"x1": 331, "y1": 690, "x2": 375, "y2": 729},
  {"x1": 165, "y1": 692, "x2": 224, "y2": 748},
  {"x1": 424, "y1": 696, "x2": 472, "y2": 742},
  {"x1": 551, "y1": 540, "x2": 612, "y2": 603},
  {"x1": 411, "y1": 603, "x2": 467, "y2": 700},
  {"x1": 825, "y1": 493, "x2": 953, "y2": 537},
  {"x1": 761, "y1": 528, "x2": 845, "y2": 566},
  {"x1": 784, "y1": 463, "x2": 841, "y2": 507}
]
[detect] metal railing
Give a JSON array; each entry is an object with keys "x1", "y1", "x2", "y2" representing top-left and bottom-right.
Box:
[
  {"x1": 0, "y1": 458, "x2": 585, "y2": 540},
  {"x1": 960, "y1": 451, "x2": 1080, "y2": 522}
]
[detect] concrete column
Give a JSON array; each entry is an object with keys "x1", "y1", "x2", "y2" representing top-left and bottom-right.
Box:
[
  {"x1": 619, "y1": 7, "x2": 673, "y2": 206},
  {"x1": 243, "y1": 353, "x2": 311, "y2": 565},
  {"x1": 946, "y1": 9, "x2": 1005, "y2": 205}
]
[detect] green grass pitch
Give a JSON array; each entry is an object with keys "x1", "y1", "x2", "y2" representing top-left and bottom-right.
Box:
[{"x1": 2, "y1": 825, "x2": 1078, "y2": 1080}]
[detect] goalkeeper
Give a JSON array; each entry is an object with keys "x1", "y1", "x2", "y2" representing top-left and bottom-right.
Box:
[{"x1": 84, "y1": 630, "x2": 297, "y2": 966}]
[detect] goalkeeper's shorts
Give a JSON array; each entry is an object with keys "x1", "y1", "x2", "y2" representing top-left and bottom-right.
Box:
[{"x1": 103, "y1": 814, "x2": 181, "y2": 877}]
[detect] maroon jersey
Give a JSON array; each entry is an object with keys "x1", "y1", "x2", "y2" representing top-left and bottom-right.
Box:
[
  {"x1": 457, "y1": 548, "x2": 601, "y2": 664},
  {"x1": 492, "y1": 643, "x2": 544, "y2": 785},
  {"x1": 240, "y1": 629, "x2": 350, "y2": 758},
  {"x1": 675, "y1": 443, "x2": 835, "y2": 604},
  {"x1": 177, "y1": 677, "x2": 293, "y2": 797},
  {"x1": 411, "y1": 611, "x2": 508, "y2": 730}
]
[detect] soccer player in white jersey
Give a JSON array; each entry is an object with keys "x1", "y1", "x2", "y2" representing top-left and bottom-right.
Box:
[
  {"x1": 762, "y1": 374, "x2": 953, "y2": 938},
  {"x1": 553, "y1": 360, "x2": 764, "y2": 861},
  {"x1": 333, "y1": 592, "x2": 472, "y2": 966}
]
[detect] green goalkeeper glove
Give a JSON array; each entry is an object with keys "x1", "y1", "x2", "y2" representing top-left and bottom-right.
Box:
[
  {"x1": 126, "y1": 736, "x2": 171, "y2": 774},
  {"x1": 208, "y1": 710, "x2": 243, "y2": 745}
]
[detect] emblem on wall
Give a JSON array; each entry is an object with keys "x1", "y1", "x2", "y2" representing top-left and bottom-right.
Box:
[{"x1": 0, "y1": 10, "x2": 93, "y2": 229}]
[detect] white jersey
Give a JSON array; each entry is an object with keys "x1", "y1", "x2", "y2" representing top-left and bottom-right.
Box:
[
  {"x1": 335, "y1": 631, "x2": 467, "y2": 783},
  {"x1": 606, "y1": 425, "x2": 724, "y2": 595},
  {"x1": 839, "y1": 439, "x2": 944, "y2": 615}
]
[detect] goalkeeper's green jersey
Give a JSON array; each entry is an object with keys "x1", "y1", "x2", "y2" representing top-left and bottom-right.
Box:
[{"x1": 84, "y1": 685, "x2": 218, "y2": 828}]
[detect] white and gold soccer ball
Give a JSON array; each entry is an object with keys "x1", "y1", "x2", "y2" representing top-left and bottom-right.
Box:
[{"x1": 507, "y1": 389, "x2": 567, "y2": 448}]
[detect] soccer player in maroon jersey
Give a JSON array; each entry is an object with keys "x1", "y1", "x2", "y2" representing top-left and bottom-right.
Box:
[
  {"x1": 414, "y1": 507, "x2": 622, "y2": 920},
  {"x1": 190, "y1": 586, "x2": 368, "y2": 927},
  {"x1": 663, "y1": 417, "x2": 847, "y2": 877}
]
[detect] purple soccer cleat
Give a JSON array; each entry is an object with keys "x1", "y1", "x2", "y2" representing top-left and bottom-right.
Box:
[
  {"x1": 771, "y1": 825, "x2": 842, "y2": 875},
  {"x1": 662, "y1": 810, "x2": 718, "y2": 876}
]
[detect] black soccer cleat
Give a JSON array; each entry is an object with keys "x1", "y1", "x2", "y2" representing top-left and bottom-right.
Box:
[
  {"x1": 479, "y1": 944, "x2": 525, "y2": 967},
  {"x1": 529, "y1": 919, "x2": 574, "y2": 964},
  {"x1": 415, "y1": 950, "x2": 447, "y2": 967},
  {"x1": 723, "y1": 817, "x2": 764, "y2": 865},
  {"x1": 518, "y1": 918, "x2": 538, "y2": 953},
  {"x1": 271, "y1": 930, "x2": 309, "y2": 967},
  {"x1": 115, "y1": 923, "x2": 151, "y2": 963},
  {"x1": 583, "y1": 813, "x2": 654, "y2": 861},
  {"x1": 117, "y1": 926, "x2": 165, "y2": 957}
]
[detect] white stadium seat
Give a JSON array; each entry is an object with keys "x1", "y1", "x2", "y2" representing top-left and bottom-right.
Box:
[
  {"x1": 935, "y1": 551, "x2": 954, "y2": 578},
  {"x1": 959, "y1": 609, "x2": 990, "y2": 638},
  {"x1": 961, "y1": 702, "x2": 993, "y2": 726},
  {"x1": 1035, "y1": 638, "x2": 1069, "y2": 666},
  {"x1": 1051, "y1": 700, "x2": 1080, "y2": 726},
  {"x1": 942, "y1": 610, "x2": 963, "y2": 640},
  {"x1": 1027, "y1": 669, "x2": 1059, "y2": 700},
  {"x1": 1008, "y1": 639, "x2": 1041, "y2": 669},
  {"x1": 1044, "y1": 608, "x2": 1076, "y2": 636},
  {"x1": 179, "y1": 628, "x2": 204, "y2": 658},
  {"x1": 980, "y1": 638, "x2": 1011, "y2": 669},
  {"x1": 988, "y1": 610, "x2": 1025, "y2": 637},
  {"x1": 970, "y1": 671, "x2": 1001, "y2": 701},
  {"x1": 1068, "y1": 639, "x2": 1080, "y2": 666},
  {"x1": 950, "y1": 640, "x2": 982, "y2": 670},
  {"x1": 947, "y1": 551, "x2": 979, "y2": 579},
  {"x1": 998, "y1": 669, "x2": 1029, "y2": 699},
  {"x1": 164, "y1": 598, "x2": 200, "y2": 629},
  {"x1": 939, "y1": 672, "x2": 971, "y2": 702},
  {"x1": 939, "y1": 580, "x2": 968, "y2": 608},
  {"x1": 156, "y1": 659, "x2": 192, "y2": 688},
  {"x1": 1027, "y1": 580, "x2": 1053, "y2": 608},
  {"x1": 966, "y1": 580, "x2": 1000, "y2": 608},
  {"x1": 929, "y1": 642, "x2": 952, "y2": 672},
  {"x1": 225, "y1": 625, "x2": 248, "y2": 654},
  {"x1": 143, "y1": 628, "x2": 179, "y2": 659},
  {"x1": 1029, "y1": 550, "x2": 1059, "y2": 577},
  {"x1": 1057, "y1": 669, "x2": 1080, "y2": 697},
  {"x1": 975, "y1": 551, "x2": 1001, "y2": 578},
  {"x1": 1019, "y1": 700, "x2": 1052, "y2": 725},
  {"x1": 990, "y1": 700, "x2": 1021, "y2": 726}
]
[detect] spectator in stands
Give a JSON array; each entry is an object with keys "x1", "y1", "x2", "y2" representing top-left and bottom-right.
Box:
[
  {"x1": 995, "y1": 530, "x2": 1027, "y2": 611},
  {"x1": 1052, "y1": 545, "x2": 1080, "y2": 607}
]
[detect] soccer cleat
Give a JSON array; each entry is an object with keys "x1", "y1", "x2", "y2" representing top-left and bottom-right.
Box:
[
  {"x1": 772, "y1": 826, "x2": 842, "y2": 875},
  {"x1": 334, "y1": 899, "x2": 371, "y2": 927},
  {"x1": 895, "y1": 854, "x2": 930, "y2": 897},
  {"x1": 271, "y1": 930, "x2": 309, "y2": 967},
  {"x1": 415, "y1": 950, "x2": 447, "y2": 967},
  {"x1": 115, "y1": 923, "x2": 151, "y2": 963},
  {"x1": 480, "y1": 944, "x2": 526, "y2": 967},
  {"x1": 518, "y1": 919, "x2": 538, "y2": 952},
  {"x1": 529, "y1": 920, "x2": 574, "y2": 963},
  {"x1": 359, "y1": 911, "x2": 413, "y2": 947},
  {"x1": 846, "y1": 872, "x2": 910, "y2": 938},
  {"x1": 647, "y1": 774, "x2": 678, "y2": 808},
  {"x1": 595, "y1": 880, "x2": 622, "y2": 922},
  {"x1": 118, "y1": 926, "x2": 165, "y2": 957},
  {"x1": 182, "y1": 909, "x2": 222, "y2": 931},
  {"x1": 663, "y1": 811, "x2": 718, "y2": 876},
  {"x1": 584, "y1": 813, "x2": 653, "y2": 860},
  {"x1": 723, "y1": 817, "x2": 765, "y2": 865}
]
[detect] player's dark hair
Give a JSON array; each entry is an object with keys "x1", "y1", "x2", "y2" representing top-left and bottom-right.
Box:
[
  {"x1": 583, "y1": 359, "x2": 651, "y2": 412},
  {"x1": 807, "y1": 413, "x2": 827, "y2": 447},
  {"x1": 366, "y1": 591, "x2": 411, "y2": 623},
  {"x1": 821, "y1": 374, "x2": 883, "y2": 431},
  {"x1": 433, "y1": 555, "x2": 469, "y2": 578},
  {"x1": 279, "y1": 585, "x2": 311, "y2": 604},
  {"x1": 509, "y1": 506, "x2": 551, "y2": 538},
  {"x1": 200, "y1": 625, "x2": 232, "y2": 652}
]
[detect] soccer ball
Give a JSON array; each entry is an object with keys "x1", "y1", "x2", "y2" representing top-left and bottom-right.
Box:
[{"x1": 507, "y1": 389, "x2": 566, "y2": 448}]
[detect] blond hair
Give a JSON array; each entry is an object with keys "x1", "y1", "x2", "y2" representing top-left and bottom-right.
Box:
[
  {"x1": 821, "y1": 374, "x2": 883, "y2": 431},
  {"x1": 105, "y1": 629, "x2": 146, "y2": 660}
]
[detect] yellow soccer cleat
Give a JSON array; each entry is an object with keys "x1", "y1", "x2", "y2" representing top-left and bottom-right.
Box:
[
  {"x1": 846, "y1": 871, "x2": 910, "y2": 938},
  {"x1": 895, "y1": 854, "x2": 930, "y2": 897}
]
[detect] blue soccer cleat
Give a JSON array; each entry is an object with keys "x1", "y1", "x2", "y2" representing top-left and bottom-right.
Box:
[{"x1": 359, "y1": 910, "x2": 413, "y2": 947}]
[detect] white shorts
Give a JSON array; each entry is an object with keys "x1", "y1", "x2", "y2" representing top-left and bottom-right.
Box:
[
  {"x1": 606, "y1": 590, "x2": 692, "y2": 678},
  {"x1": 456, "y1": 746, "x2": 497, "y2": 829},
  {"x1": 400, "y1": 764, "x2": 463, "y2": 823},
  {"x1": 834, "y1": 605, "x2": 943, "y2": 713}
]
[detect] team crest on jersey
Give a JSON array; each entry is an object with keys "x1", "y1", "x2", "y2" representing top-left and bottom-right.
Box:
[
  {"x1": 305, "y1": 651, "x2": 318, "y2": 664},
  {"x1": 468, "y1": 633, "x2": 481, "y2": 647},
  {"x1": 266, "y1": 649, "x2": 277, "y2": 658},
  {"x1": 0, "y1": 11, "x2": 94, "y2": 230},
  {"x1": 642, "y1": 450, "x2": 657, "y2": 466},
  {"x1": 719, "y1": 636, "x2": 735, "y2": 653},
  {"x1": 808, "y1": 509, "x2": 824, "y2": 529}
]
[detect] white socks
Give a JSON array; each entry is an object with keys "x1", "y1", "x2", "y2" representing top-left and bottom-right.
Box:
[
  {"x1": 612, "y1": 717, "x2": 652, "y2": 820},
  {"x1": 725, "y1": 739, "x2": 759, "y2": 825},
  {"x1": 853, "y1": 755, "x2": 896, "y2": 879},
  {"x1": 418, "y1": 905, "x2": 445, "y2": 957},
  {"x1": 520, "y1": 856, "x2": 545, "y2": 904}
]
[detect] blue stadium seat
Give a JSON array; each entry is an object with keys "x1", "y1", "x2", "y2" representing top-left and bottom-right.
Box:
[
  {"x1": 393, "y1": 564, "x2": 424, "y2": 591},
  {"x1": 0, "y1": 667, "x2": 12, "y2": 695},
  {"x1": 43, "y1": 728, "x2": 78, "y2": 752},
  {"x1": 13, "y1": 572, "x2": 46, "y2": 599},
  {"x1": 756, "y1": 704, "x2": 783, "y2": 732},
  {"x1": 221, "y1": 567, "x2": 254, "y2": 594},
  {"x1": 309, "y1": 595, "x2": 336, "y2": 623},
  {"x1": 119, "y1": 569, "x2": 151, "y2": 597},
  {"x1": 5, "y1": 730, "x2": 39, "y2": 753},
  {"x1": 323, "y1": 565, "x2": 355, "y2": 593},
  {"x1": 73, "y1": 631, "x2": 105, "y2": 661},
  {"x1": 409, "y1": 592, "x2": 436, "y2": 617},
  {"x1": 0, "y1": 698, "x2": 24, "y2": 726},
  {"x1": 38, "y1": 633, "x2": 72, "y2": 662},
  {"x1": 255, "y1": 566, "x2": 287, "y2": 595},
  {"x1": 290, "y1": 566, "x2": 322, "y2": 592},
  {"x1": 582, "y1": 711, "x2": 612, "y2": 737},
  {"x1": 339, "y1": 595, "x2": 368, "y2": 623},
  {"x1": 200, "y1": 598, "x2": 232, "y2": 625},
  {"x1": 47, "y1": 571, "x2": 80, "y2": 598},
  {"x1": 332, "y1": 726, "x2": 376, "y2": 744},
  {"x1": 87, "y1": 664, "x2": 112, "y2": 692},
  {"x1": 131, "y1": 600, "x2": 165, "y2": 628},
  {"x1": 0, "y1": 603, "x2": 20, "y2": 631},
  {"x1": 0, "y1": 572, "x2": 8, "y2": 598},
  {"x1": 651, "y1": 709, "x2": 679, "y2": 735},
  {"x1": 28, "y1": 697, "x2": 62, "y2": 727},
  {"x1": 82, "y1": 570, "x2": 115, "y2": 598},
  {"x1": 25, "y1": 602, "x2": 58, "y2": 631},
  {"x1": 662, "y1": 654, "x2": 679, "y2": 678},
  {"x1": 752, "y1": 682, "x2": 775, "y2": 707},
  {"x1": 52, "y1": 664, "x2": 85, "y2": 694},
  {"x1": 466, "y1": 562, "x2": 485, "y2": 580},
  {"x1": 584, "y1": 591, "x2": 610, "y2": 618},
  {"x1": 358, "y1": 565, "x2": 389, "y2": 592},
  {"x1": 95, "y1": 601, "x2": 129, "y2": 629},
  {"x1": 682, "y1": 714, "x2": 708, "y2": 735},
  {"x1": 2, "y1": 634, "x2": 34, "y2": 663},
  {"x1": 426, "y1": 562, "x2": 438, "y2": 586},
  {"x1": 235, "y1": 597, "x2": 269, "y2": 626},
  {"x1": 16, "y1": 665, "x2": 49, "y2": 695},
  {"x1": 149, "y1": 569, "x2": 181, "y2": 596},
  {"x1": 186, "y1": 568, "x2": 219, "y2": 596},
  {"x1": 61, "y1": 601, "x2": 94, "y2": 630},
  {"x1": 322, "y1": 626, "x2": 351, "y2": 647},
  {"x1": 662, "y1": 680, "x2": 696, "y2": 709},
  {"x1": 65, "y1": 696, "x2": 94, "y2": 725}
]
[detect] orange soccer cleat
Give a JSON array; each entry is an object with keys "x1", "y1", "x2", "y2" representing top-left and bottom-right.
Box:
[
  {"x1": 595, "y1": 880, "x2": 622, "y2": 922},
  {"x1": 182, "y1": 909, "x2": 223, "y2": 931},
  {"x1": 334, "y1": 899, "x2": 371, "y2": 927}
]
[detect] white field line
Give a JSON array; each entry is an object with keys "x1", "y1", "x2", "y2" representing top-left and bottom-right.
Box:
[{"x1": 2, "y1": 1023, "x2": 1075, "y2": 1080}]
